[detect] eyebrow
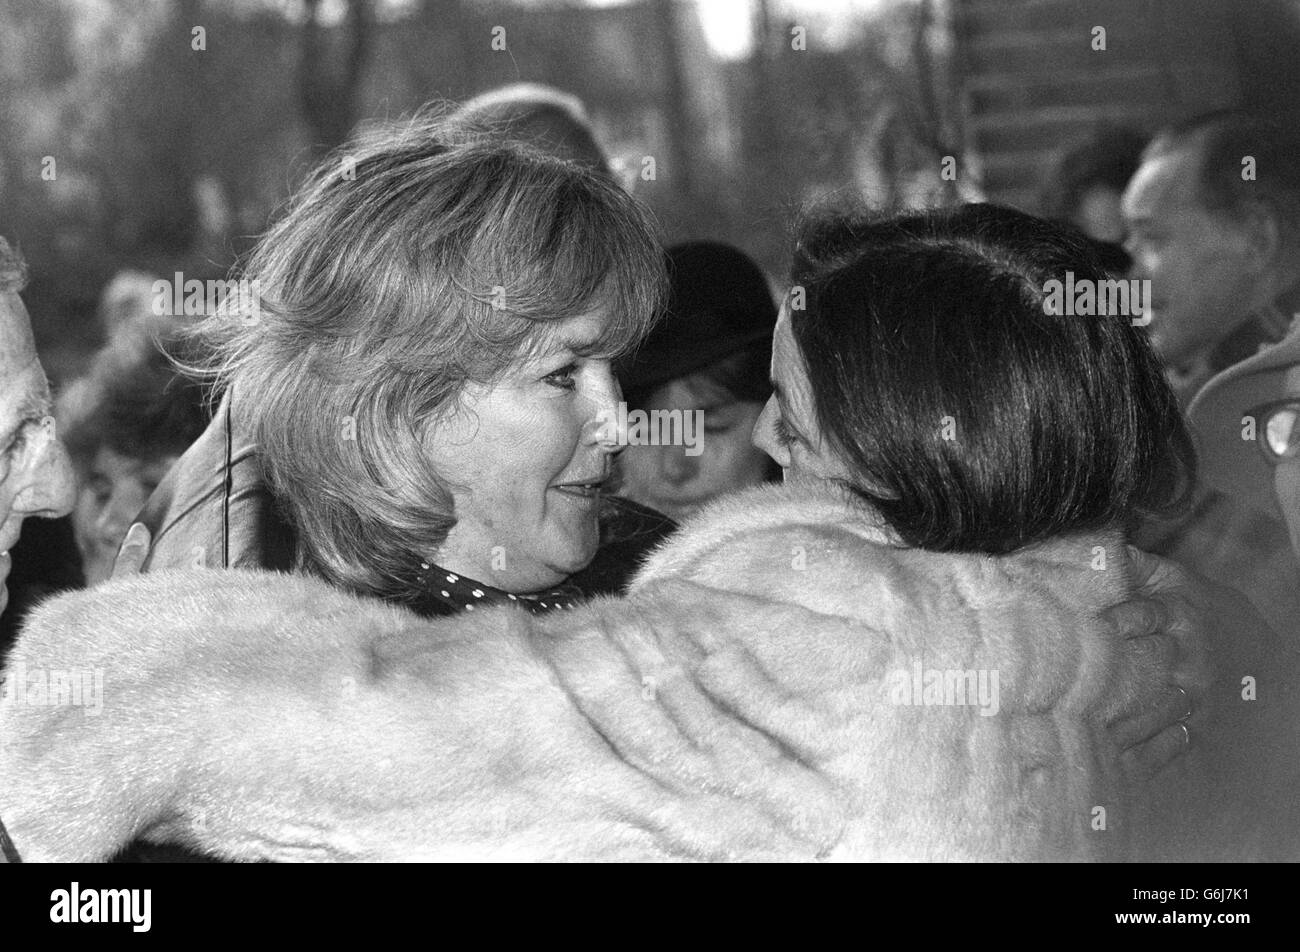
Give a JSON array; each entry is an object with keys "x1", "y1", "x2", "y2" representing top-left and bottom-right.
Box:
[
  {"x1": 566, "y1": 336, "x2": 610, "y2": 358},
  {"x1": 533, "y1": 334, "x2": 599, "y2": 363},
  {"x1": 0, "y1": 385, "x2": 53, "y2": 453}
]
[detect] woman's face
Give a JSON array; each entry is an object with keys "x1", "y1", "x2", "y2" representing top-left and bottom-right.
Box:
[
  {"x1": 752, "y1": 306, "x2": 849, "y2": 485},
  {"x1": 426, "y1": 310, "x2": 623, "y2": 593},
  {"x1": 1074, "y1": 184, "x2": 1127, "y2": 245},
  {"x1": 616, "y1": 371, "x2": 769, "y2": 522},
  {"x1": 73, "y1": 445, "x2": 176, "y2": 585}
]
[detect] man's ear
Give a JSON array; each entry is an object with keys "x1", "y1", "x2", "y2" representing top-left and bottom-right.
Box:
[{"x1": 1243, "y1": 202, "x2": 1283, "y2": 276}]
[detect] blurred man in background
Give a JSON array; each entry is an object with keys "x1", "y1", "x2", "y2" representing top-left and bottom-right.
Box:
[
  {"x1": 1122, "y1": 111, "x2": 1300, "y2": 408},
  {"x1": 1125, "y1": 111, "x2": 1300, "y2": 638},
  {"x1": 0, "y1": 236, "x2": 76, "y2": 642}
]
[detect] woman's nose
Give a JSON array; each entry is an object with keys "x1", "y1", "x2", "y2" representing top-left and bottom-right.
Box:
[
  {"x1": 752, "y1": 396, "x2": 789, "y2": 468},
  {"x1": 96, "y1": 491, "x2": 134, "y2": 542},
  {"x1": 582, "y1": 366, "x2": 625, "y2": 454}
]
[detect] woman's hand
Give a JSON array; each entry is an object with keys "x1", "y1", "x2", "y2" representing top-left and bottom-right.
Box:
[{"x1": 1103, "y1": 547, "x2": 1214, "y2": 782}]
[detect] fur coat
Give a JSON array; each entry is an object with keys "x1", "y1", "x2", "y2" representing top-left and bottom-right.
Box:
[{"x1": 0, "y1": 483, "x2": 1294, "y2": 862}]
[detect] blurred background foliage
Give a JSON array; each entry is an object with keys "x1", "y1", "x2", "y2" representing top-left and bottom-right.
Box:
[
  {"x1": 0, "y1": 0, "x2": 965, "y2": 380},
  {"x1": 4, "y1": 0, "x2": 1299, "y2": 380}
]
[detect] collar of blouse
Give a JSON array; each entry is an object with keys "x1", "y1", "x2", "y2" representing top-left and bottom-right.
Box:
[{"x1": 409, "y1": 561, "x2": 582, "y2": 617}]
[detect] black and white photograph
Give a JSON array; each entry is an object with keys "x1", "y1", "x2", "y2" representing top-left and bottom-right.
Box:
[{"x1": 0, "y1": 0, "x2": 1296, "y2": 926}]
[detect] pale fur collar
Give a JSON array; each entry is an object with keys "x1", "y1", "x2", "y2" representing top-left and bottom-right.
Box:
[
  {"x1": 0, "y1": 482, "x2": 1151, "y2": 862},
  {"x1": 633, "y1": 481, "x2": 1132, "y2": 608}
]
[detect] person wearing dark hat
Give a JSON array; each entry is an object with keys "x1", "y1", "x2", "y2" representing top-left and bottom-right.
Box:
[
  {"x1": 1190, "y1": 318, "x2": 1300, "y2": 633},
  {"x1": 614, "y1": 241, "x2": 780, "y2": 523}
]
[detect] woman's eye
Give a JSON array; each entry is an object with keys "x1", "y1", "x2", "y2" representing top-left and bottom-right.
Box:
[
  {"x1": 703, "y1": 416, "x2": 733, "y2": 436},
  {"x1": 543, "y1": 364, "x2": 578, "y2": 391},
  {"x1": 86, "y1": 475, "x2": 110, "y2": 504},
  {"x1": 773, "y1": 416, "x2": 798, "y2": 448}
]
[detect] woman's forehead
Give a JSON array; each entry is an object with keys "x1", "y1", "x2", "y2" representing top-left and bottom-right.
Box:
[
  {"x1": 770, "y1": 308, "x2": 799, "y2": 375},
  {"x1": 529, "y1": 308, "x2": 615, "y2": 358}
]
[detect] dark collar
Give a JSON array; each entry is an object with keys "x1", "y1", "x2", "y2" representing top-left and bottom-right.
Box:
[{"x1": 408, "y1": 562, "x2": 582, "y2": 618}]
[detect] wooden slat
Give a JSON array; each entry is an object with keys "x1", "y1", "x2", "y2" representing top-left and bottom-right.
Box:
[
  {"x1": 952, "y1": 0, "x2": 1254, "y2": 210},
  {"x1": 966, "y1": 68, "x2": 1167, "y2": 114},
  {"x1": 956, "y1": 0, "x2": 1158, "y2": 35},
  {"x1": 965, "y1": 32, "x2": 1164, "y2": 75},
  {"x1": 968, "y1": 107, "x2": 1163, "y2": 152},
  {"x1": 969, "y1": 104, "x2": 1157, "y2": 130},
  {"x1": 965, "y1": 28, "x2": 1084, "y2": 51},
  {"x1": 963, "y1": 63, "x2": 1165, "y2": 92}
]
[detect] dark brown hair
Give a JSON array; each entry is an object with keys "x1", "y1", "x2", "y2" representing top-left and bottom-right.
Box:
[{"x1": 789, "y1": 202, "x2": 1195, "y2": 554}]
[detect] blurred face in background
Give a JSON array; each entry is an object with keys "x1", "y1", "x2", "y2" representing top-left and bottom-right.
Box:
[
  {"x1": 616, "y1": 367, "x2": 770, "y2": 523},
  {"x1": 0, "y1": 288, "x2": 76, "y2": 612},
  {"x1": 1122, "y1": 146, "x2": 1267, "y2": 370},
  {"x1": 73, "y1": 445, "x2": 176, "y2": 585},
  {"x1": 1074, "y1": 185, "x2": 1127, "y2": 244}
]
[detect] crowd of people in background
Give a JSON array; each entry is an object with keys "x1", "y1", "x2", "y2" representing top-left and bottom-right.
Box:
[
  {"x1": 7, "y1": 90, "x2": 1300, "y2": 649},
  {"x1": 2, "y1": 81, "x2": 1300, "y2": 862}
]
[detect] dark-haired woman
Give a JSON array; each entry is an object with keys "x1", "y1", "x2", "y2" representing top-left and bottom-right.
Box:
[{"x1": 5, "y1": 203, "x2": 1274, "y2": 863}]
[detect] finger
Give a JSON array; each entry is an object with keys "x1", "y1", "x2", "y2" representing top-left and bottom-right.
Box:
[
  {"x1": 1124, "y1": 544, "x2": 1163, "y2": 592},
  {"x1": 1101, "y1": 595, "x2": 1169, "y2": 642},
  {"x1": 111, "y1": 522, "x2": 151, "y2": 579},
  {"x1": 1119, "y1": 720, "x2": 1190, "y2": 784},
  {"x1": 1125, "y1": 546, "x2": 1196, "y2": 597},
  {"x1": 1108, "y1": 680, "x2": 1188, "y2": 749},
  {"x1": 1104, "y1": 632, "x2": 1179, "y2": 725}
]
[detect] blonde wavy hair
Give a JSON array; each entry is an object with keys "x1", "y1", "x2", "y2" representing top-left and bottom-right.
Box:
[{"x1": 192, "y1": 115, "x2": 666, "y2": 599}]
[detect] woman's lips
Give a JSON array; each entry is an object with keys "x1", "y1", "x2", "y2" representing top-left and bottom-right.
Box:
[
  {"x1": 550, "y1": 477, "x2": 609, "y2": 504},
  {"x1": 551, "y1": 483, "x2": 604, "y2": 500}
]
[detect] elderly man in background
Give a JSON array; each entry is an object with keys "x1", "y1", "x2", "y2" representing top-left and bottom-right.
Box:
[
  {"x1": 0, "y1": 236, "x2": 76, "y2": 625},
  {"x1": 1122, "y1": 110, "x2": 1300, "y2": 408},
  {"x1": 1124, "y1": 112, "x2": 1300, "y2": 638}
]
